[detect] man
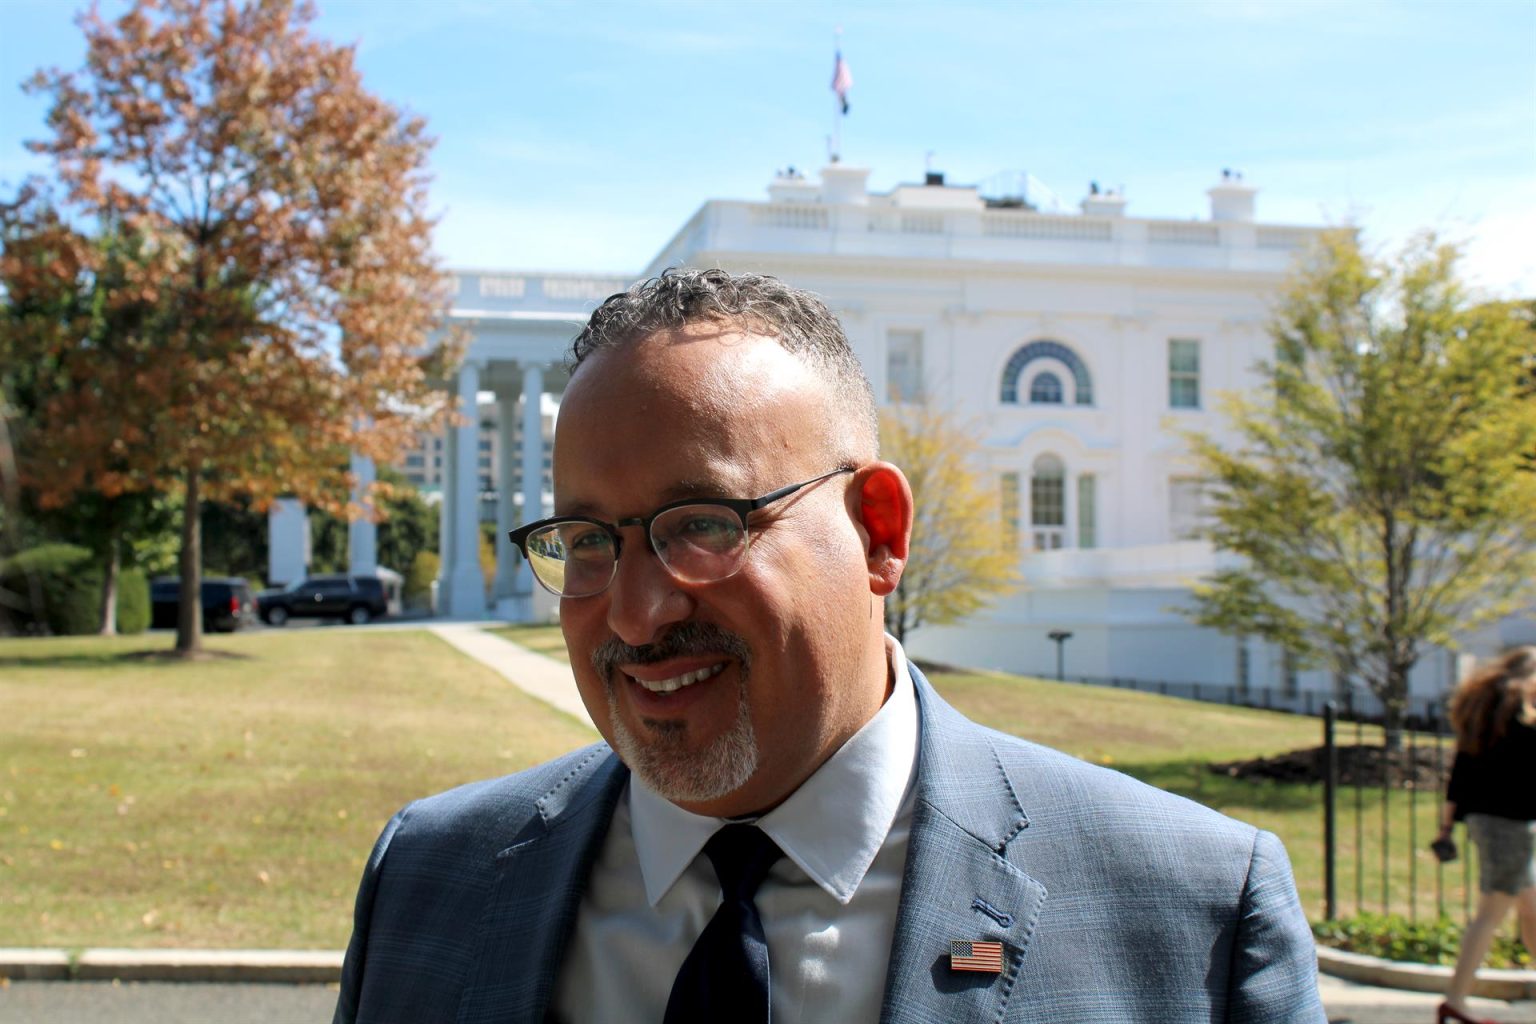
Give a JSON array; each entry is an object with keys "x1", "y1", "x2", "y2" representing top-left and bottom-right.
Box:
[{"x1": 335, "y1": 269, "x2": 1325, "y2": 1023}]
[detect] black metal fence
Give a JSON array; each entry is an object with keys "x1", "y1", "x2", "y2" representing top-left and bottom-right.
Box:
[
  {"x1": 1319, "y1": 701, "x2": 1477, "y2": 923},
  {"x1": 1057, "y1": 672, "x2": 1446, "y2": 725}
]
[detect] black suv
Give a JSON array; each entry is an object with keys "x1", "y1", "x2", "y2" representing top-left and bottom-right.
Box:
[
  {"x1": 150, "y1": 577, "x2": 259, "y2": 632},
  {"x1": 257, "y1": 574, "x2": 388, "y2": 626}
]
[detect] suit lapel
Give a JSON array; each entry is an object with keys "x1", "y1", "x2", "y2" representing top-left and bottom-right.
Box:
[
  {"x1": 880, "y1": 668, "x2": 1048, "y2": 1024},
  {"x1": 455, "y1": 747, "x2": 628, "y2": 1024}
]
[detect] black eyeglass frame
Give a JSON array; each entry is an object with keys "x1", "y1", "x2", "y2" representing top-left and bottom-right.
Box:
[{"x1": 507, "y1": 466, "x2": 856, "y2": 597}]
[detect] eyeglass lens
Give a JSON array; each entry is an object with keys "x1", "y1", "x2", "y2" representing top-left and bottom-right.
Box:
[{"x1": 526, "y1": 504, "x2": 749, "y2": 597}]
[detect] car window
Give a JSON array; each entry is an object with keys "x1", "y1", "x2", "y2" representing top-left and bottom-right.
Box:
[{"x1": 318, "y1": 581, "x2": 353, "y2": 596}]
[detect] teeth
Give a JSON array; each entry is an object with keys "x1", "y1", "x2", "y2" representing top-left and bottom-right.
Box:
[{"x1": 634, "y1": 663, "x2": 726, "y2": 694}]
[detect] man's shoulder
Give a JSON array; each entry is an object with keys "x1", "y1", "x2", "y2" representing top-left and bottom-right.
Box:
[
  {"x1": 916, "y1": 680, "x2": 1260, "y2": 850},
  {"x1": 387, "y1": 741, "x2": 621, "y2": 852}
]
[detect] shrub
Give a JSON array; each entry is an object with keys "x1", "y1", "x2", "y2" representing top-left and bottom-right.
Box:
[
  {"x1": 1314, "y1": 912, "x2": 1532, "y2": 968},
  {"x1": 0, "y1": 544, "x2": 98, "y2": 635},
  {"x1": 404, "y1": 550, "x2": 439, "y2": 609},
  {"x1": 116, "y1": 567, "x2": 150, "y2": 634}
]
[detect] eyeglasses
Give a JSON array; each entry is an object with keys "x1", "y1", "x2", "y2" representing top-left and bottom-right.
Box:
[{"x1": 508, "y1": 467, "x2": 855, "y2": 598}]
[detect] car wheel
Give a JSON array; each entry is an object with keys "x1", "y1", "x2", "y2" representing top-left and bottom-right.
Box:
[
  {"x1": 266, "y1": 606, "x2": 289, "y2": 627},
  {"x1": 348, "y1": 605, "x2": 371, "y2": 626}
]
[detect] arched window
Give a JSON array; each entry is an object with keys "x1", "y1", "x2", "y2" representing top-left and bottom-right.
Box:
[
  {"x1": 1029, "y1": 372, "x2": 1063, "y2": 404},
  {"x1": 1000, "y1": 341, "x2": 1093, "y2": 405},
  {"x1": 1030, "y1": 454, "x2": 1066, "y2": 550}
]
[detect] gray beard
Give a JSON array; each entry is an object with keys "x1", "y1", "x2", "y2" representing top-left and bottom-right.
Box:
[
  {"x1": 607, "y1": 674, "x2": 759, "y2": 804},
  {"x1": 593, "y1": 623, "x2": 759, "y2": 804}
]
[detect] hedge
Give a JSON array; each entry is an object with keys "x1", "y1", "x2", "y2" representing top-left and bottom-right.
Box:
[{"x1": 0, "y1": 545, "x2": 151, "y2": 636}]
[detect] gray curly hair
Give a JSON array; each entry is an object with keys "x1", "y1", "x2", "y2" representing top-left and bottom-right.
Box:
[{"x1": 569, "y1": 268, "x2": 878, "y2": 455}]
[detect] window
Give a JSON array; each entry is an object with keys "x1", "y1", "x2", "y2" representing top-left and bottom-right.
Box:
[
  {"x1": 1031, "y1": 454, "x2": 1065, "y2": 550},
  {"x1": 478, "y1": 440, "x2": 492, "y2": 453},
  {"x1": 1001, "y1": 340, "x2": 1093, "y2": 405},
  {"x1": 1236, "y1": 638, "x2": 1250, "y2": 696},
  {"x1": 1169, "y1": 476, "x2": 1205, "y2": 540},
  {"x1": 886, "y1": 329, "x2": 923, "y2": 403},
  {"x1": 1282, "y1": 650, "x2": 1299, "y2": 699},
  {"x1": 1169, "y1": 339, "x2": 1201, "y2": 409},
  {"x1": 1000, "y1": 472, "x2": 1021, "y2": 551},
  {"x1": 1028, "y1": 372, "x2": 1063, "y2": 404},
  {"x1": 1076, "y1": 474, "x2": 1096, "y2": 549},
  {"x1": 405, "y1": 453, "x2": 424, "y2": 468}
]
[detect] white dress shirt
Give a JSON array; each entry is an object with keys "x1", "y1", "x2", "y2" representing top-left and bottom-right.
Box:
[{"x1": 552, "y1": 637, "x2": 920, "y2": 1023}]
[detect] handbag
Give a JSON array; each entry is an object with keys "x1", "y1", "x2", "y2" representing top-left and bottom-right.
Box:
[{"x1": 1430, "y1": 835, "x2": 1458, "y2": 863}]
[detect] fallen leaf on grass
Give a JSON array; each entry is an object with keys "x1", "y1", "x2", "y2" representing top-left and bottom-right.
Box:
[
  {"x1": 257, "y1": 870, "x2": 270, "y2": 886},
  {"x1": 69, "y1": 748, "x2": 87, "y2": 759}
]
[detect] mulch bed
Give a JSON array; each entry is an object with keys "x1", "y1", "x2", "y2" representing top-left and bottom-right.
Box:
[{"x1": 1210, "y1": 743, "x2": 1452, "y2": 789}]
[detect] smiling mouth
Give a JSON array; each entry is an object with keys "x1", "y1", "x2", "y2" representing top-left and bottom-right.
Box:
[{"x1": 629, "y1": 662, "x2": 728, "y2": 695}]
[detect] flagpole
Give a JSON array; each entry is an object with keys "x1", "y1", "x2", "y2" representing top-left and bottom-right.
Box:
[{"x1": 831, "y1": 28, "x2": 842, "y2": 163}]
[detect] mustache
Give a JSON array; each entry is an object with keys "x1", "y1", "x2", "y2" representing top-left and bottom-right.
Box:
[{"x1": 592, "y1": 621, "x2": 753, "y2": 681}]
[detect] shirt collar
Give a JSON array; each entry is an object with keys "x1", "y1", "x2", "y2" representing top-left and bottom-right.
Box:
[{"x1": 629, "y1": 635, "x2": 920, "y2": 907}]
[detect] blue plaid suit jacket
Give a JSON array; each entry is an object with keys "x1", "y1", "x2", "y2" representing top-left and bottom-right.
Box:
[{"x1": 335, "y1": 666, "x2": 1325, "y2": 1022}]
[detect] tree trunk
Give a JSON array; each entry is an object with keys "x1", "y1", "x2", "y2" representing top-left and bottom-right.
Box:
[
  {"x1": 1380, "y1": 661, "x2": 1411, "y2": 751},
  {"x1": 175, "y1": 461, "x2": 203, "y2": 656},
  {"x1": 96, "y1": 533, "x2": 119, "y2": 636}
]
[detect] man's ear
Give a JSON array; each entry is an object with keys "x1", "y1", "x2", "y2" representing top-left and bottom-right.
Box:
[{"x1": 856, "y1": 462, "x2": 912, "y2": 596}]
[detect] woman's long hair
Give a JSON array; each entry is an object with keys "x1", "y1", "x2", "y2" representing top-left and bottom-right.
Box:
[{"x1": 1448, "y1": 646, "x2": 1536, "y2": 755}]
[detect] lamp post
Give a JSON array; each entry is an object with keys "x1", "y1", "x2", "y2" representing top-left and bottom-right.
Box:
[{"x1": 1047, "y1": 630, "x2": 1073, "y2": 681}]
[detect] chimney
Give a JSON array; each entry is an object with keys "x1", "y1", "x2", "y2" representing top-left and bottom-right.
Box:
[
  {"x1": 819, "y1": 163, "x2": 871, "y2": 205},
  {"x1": 1080, "y1": 183, "x2": 1127, "y2": 218},
  {"x1": 1207, "y1": 169, "x2": 1257, "y2": 222}
]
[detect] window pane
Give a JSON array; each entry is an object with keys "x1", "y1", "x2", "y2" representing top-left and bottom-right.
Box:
[
  {"x1": 1031, "y1": 474, "x2": 1064, "y2": 527},
  {"x1": 1077, "y1": 474, "x2": 1096, "y2": 549},
  {"x1": 886, "y1": 329, "x2": 923, "y2": 403},
  {"x1": 1169, "y1": 338, "x2": 1201, "y2": 409},
  {"x1": 1029, "y1": 372, "x2": 1063, "y2": 404},
  {"x1": 1000, "y1": 472, "x2": 1021, "y2": 551},
  {"x1": 1169, "y1": 476, "x2": 1205, "y2": 539}
]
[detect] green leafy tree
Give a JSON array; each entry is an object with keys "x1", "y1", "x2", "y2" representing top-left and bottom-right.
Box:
[
  {"x1": 881, "y1": 404, "x2": 1020, "y2": 643},
  {"x1": 11, "y1": 0, "x2": 459, "y2": 656},
  {"x1": 1, "y1": 202, "x2": 175, "y2": 633},
  {"x1": 1184, "y1": 231, "x2": 1536, "y2": 742}
]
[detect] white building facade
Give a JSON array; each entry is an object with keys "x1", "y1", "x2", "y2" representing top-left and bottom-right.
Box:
[{"x1": 429, "y1": 165, "x2": 1531, "y2": 716}]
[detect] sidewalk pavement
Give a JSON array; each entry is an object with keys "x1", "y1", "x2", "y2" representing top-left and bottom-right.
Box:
[{"x1": 2, "y1": 947, "x2": 1534, "y2": 1022}]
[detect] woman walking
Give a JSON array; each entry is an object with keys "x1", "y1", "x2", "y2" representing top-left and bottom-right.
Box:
[{"x1": 1435, "y1": 647, "x2": 1536, "y2": 1024}]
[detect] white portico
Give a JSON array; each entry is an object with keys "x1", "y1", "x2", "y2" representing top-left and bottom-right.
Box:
[{"x1": 432, "y1": 271, "x2": 632, "y2": 619}]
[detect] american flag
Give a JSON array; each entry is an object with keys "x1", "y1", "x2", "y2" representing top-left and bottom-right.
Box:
[
  {"x1": 830, "y1": 50, "x2": 852, "y2": 114},
  {"x1": 950, "y1": 939, "x2": 1005, "y2": 973}
]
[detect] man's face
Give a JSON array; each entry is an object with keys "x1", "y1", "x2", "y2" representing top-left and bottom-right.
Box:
[{"x1": 553, "y1": 325, "x2": 891, "y2": 818}]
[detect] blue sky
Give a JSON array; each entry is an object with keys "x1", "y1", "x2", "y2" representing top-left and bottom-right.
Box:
[{"x1": 2, "y1": 0, "x2": 1533, "y2": 294}]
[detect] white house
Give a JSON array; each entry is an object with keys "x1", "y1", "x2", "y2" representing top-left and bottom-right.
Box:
[{"x1": 409, "y1": 163, "x2": 1532, "y2": 719}]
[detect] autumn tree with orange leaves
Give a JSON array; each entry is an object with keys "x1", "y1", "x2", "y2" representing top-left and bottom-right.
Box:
[{"x1": 2, "y1": 0, "x2": 459, "y2": 654}]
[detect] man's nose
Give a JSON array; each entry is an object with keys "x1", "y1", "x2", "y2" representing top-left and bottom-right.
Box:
[{"x1": 605, "y1": 529, "x2": 692, "y2": 647}]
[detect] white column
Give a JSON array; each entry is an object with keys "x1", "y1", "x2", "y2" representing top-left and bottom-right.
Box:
[
  {"x1": 348, "y1": 451, "x2": 378, "y2": 575},
  {"x1": 442, "y1": 361, "x2": 487, "y2": 617},
  {"x1": 434, "y1": 423, "x2": 455, "y2": 613},
  {"x1": 521, "y1": 365, "x2": 546, "y2": 524},
  {"x1": 517, "y1": 364, "x2": 546, "y2": 602},
  {"x1": 492, "y1": 388, "x2": 520, "y2": 601}
]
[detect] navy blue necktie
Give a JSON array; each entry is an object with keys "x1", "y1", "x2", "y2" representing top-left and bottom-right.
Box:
[{"x1": 664, "y1": 824, "x2": 785, "y2": 1024}]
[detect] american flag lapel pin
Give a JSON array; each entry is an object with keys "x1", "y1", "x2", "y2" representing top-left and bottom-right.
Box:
[{"x1": 949, "y1": 939, "x2": 1005, "y2": 973}]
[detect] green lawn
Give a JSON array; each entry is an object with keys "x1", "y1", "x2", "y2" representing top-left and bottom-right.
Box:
[
  {"x1": 0, "y1": 629, "x2": 596, "y2": 949},
  {"x1": 1, "y1": 628, "x2": 1464, "y2": 948},
  {"x1": 485, "y1": 623, "x2": 568, "y2": 662}
]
